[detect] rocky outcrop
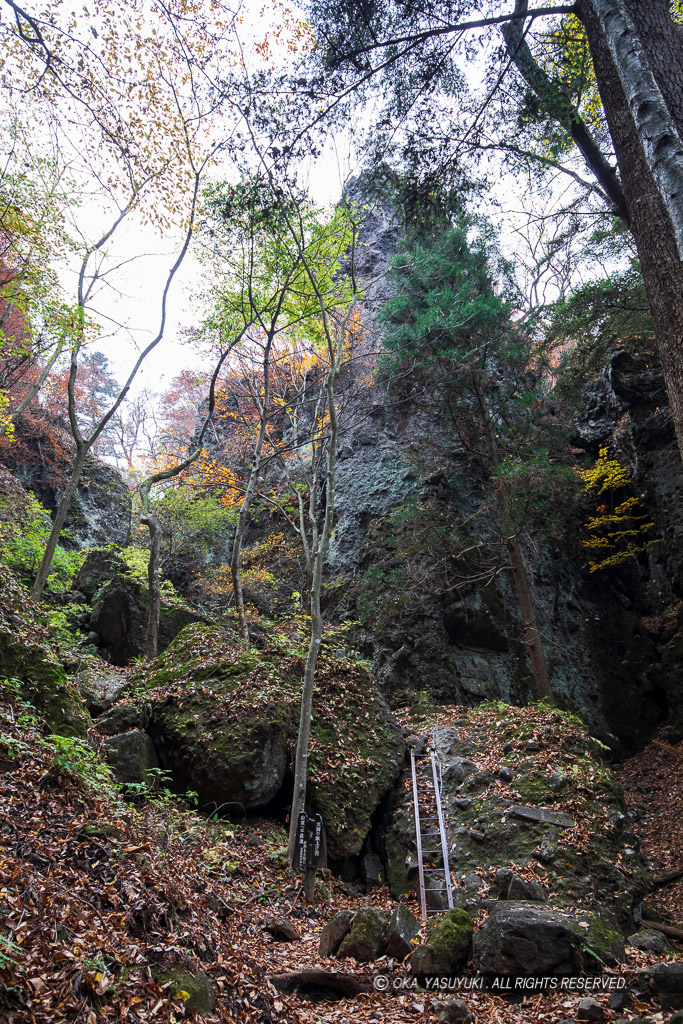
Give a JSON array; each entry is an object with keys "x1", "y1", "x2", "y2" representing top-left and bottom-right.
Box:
[
  {"x1": 74, "y1": 549, "x2": 206, "y2": 666},
  {"x1": 325, "y1": 219, "x2": 683, "y2": 751},
  {"x1": 383, "y1": 706, "x2": 650, "y2": 943},
  {"x1": 4, "y1": 421, "x2": 132, "y2": 549},
  {"x1": 103, "y1": 622, "x2": 406, "y2": 858}
]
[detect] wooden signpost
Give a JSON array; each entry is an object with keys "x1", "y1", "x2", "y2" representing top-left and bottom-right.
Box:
[{"x1": 293, "y1": 811, "x2": 326, "y2": 901}]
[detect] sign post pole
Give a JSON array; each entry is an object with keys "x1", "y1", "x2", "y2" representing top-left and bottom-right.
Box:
[{"x1": 292, "y1": 811, "x2": 327, "y2": 904}]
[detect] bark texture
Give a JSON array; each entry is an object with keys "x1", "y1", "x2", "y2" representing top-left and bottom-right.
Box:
[
  {"x1": 579, "y1": 0, "x2": 683, "y2": 458},
  {"x1": 143, "y1": 512, "x2": 162, "y2": 660},
  {"x1": 31, "y1": 446, "x2": 88, "y2": 601}
]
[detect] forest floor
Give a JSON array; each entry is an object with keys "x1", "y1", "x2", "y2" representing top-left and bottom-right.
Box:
[
  {"x1": 618, "y1": 735, "x2": 683, "y2": 926},
  {"x1": 0, "y1": 689, "x2": 681, "y2": 1024}
]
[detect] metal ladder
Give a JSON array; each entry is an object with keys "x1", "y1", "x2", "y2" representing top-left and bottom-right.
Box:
[{"x1": 410, "y1": 746, "x2": 454, "y2": 923}]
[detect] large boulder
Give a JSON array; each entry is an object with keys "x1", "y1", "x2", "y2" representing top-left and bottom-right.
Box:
[
  {"x1": 74, "y1": 549, "x2": 206, "y2": 666},
  {"x1": 473, "y1": 903, "x2": 625, "y2": 977},
  {"x1": 128, "y1": 623, "x2": 406, "y2": 857},
  {"x1": 385, "y1": 706, "x2": 650, "y2": 934},
  {"x1": 101, "y1": 730, "x2": 159, "y2": 788}
]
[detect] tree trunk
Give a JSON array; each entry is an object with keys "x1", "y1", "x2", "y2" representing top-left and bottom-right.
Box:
[
  {"x1": 142, "y1": 512, "x2": 162, "y2": 660},
  {"x1": 579, "y1": 0, "x2": 683, "y2": 460},
  {"x1": 502, "y1": 0, "x2": 628, "y2": 220},
  {"x1": 31, "y1": 445, "x2": 89, "y2": 601},
  {"x1": 287, "y1": 371, "x2": 341, "y2": 874},
  {"x1": 229, "y1": 338, "x2": 273, "y2": 644},
  {"x1": 505, "y1": 533, "x2": 554, "y2": 703},
  {"x1": 287, "y1": 527, "x2": 324, "y2": 866},
  {"x1": 471, "y1": 368, "x2": 554, "y2": 703}
]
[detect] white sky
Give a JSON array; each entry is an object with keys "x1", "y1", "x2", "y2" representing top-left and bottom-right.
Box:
[{"x1": 1, "y1": 0, "x2": 603, "y2": 414}]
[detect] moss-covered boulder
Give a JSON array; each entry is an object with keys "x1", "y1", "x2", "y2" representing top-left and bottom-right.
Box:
[
  {"x1": 410, "y1": 908, "x2": 473, "y2": 977},
  {"x1": 337, "y1": 908, "x2": 387, "y2": 962},
  {"x1": 0, "y1": 572, "x2": 89, "y2": 736},
  {"x1": 155, "y1": 964, "x2": 215, "y2": 1015},
  {"x1": 126, "y1": 622, "x2": 405, "y2": 858}
]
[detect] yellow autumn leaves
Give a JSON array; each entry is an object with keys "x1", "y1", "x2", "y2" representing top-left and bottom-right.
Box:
[{"x1": 578, "y1": 447, "x2": 656, "y2": 572}]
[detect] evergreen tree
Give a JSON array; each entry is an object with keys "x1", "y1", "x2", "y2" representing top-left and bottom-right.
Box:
[{"x1": 380, "y1": 216, "x2": 571, "y2": 702}]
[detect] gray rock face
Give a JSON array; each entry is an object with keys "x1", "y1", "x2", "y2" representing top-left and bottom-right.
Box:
[
  {"x1": 319, "y1": 910, "x2": 354, "y2": 958},
  {"x1": 653, "y1": 962, "x2": 683, "y2": 1011},
  {"x1": 101, "y1": 729, "x2": 159, "y2": 787},
  {"x1": 361, "y1": 853, "x2": 385, "y2": 888},
  {"x1": 473, "y1": 903, "x2": 624, "y2": 977},
  {"x1": 385, "y1": 903, "x2": 420, "y2": 960},
  {"x1": 76, "y1": 666, "x2": 128, "y2": 716},
  {"x1": 10, "y1": 439, "x2": 131, "y2": 550},
  {"x1": 328, "y1": 324, "x2": 679, "y2": 749}
]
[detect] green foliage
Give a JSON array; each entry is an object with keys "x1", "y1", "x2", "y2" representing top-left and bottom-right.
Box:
[
  {"x1": 122, "y1": 546, "x2": 185, "y2": 606},
  {"x1": 199, "y1": 176, "x2": 356, "y2": 349},
  {"x1": 0, "y1": 489, "x2": 84, "y2": 592},
  {"x1": 152, "y1": 486, "x2": 236, "y2": 559},
  {"x1": 43, "y1": 601, "x2": 92, "y2": 659},
  {"x1": 375, "y1": 216, "x2": 573, "y2": 602},
  {"x1": 46, "y1": 735, "x2": 119, "y2": 796},
  {"x1": 379, "y1": 220, "x2": 513, "y2": 375},
  {"x1": 0, "y1": 934, "x2": 23, "y2": 972},
  {"x1": 549, "y1": 260, "x2": 654, "y2": 401},
  {"x1": 578, "y1": 447, "x2": 657, "y2": 572}
]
